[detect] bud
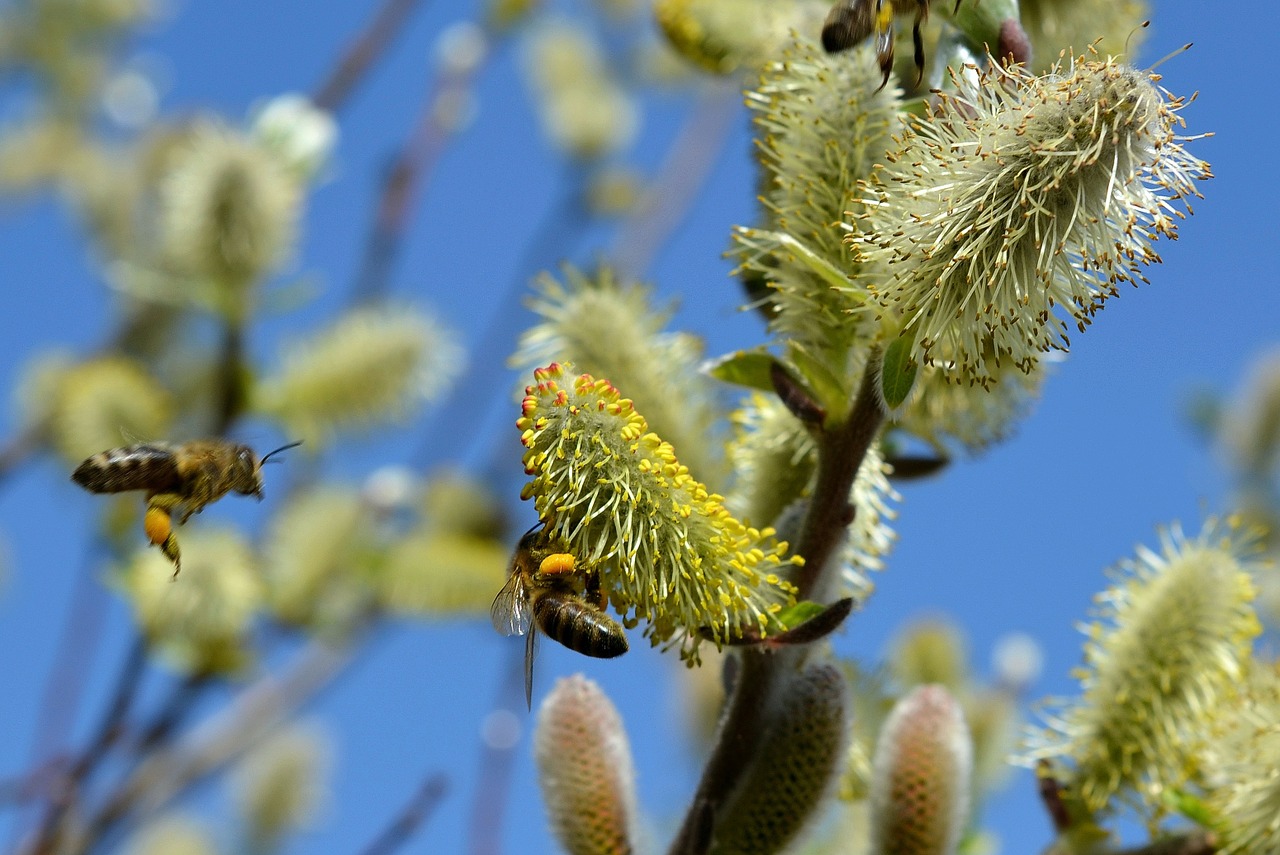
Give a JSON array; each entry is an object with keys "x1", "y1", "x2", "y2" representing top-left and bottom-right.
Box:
[
  {"x1": 255, "y1": 305, "x2": 461, "y2": 447},
  {"x1": 534, "y1": 675, "x2": 636, "y2": 855},
  {"x1": 890, "y1": 620, "x2": 968, "y2": 692},
  {"x1": 709, "y1": 663, "x2": 848, "y2": 854},
  {"x1": 869, "y1": 684, "x2": 973, "y2": 855}
]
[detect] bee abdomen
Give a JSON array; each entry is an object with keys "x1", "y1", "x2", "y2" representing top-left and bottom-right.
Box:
[
  {"x1": 535, "y1": 592, "x2": 628, "y2": 659},
  {"x1": 72, "y1": 444, "x2": 181, "y2": 493}
]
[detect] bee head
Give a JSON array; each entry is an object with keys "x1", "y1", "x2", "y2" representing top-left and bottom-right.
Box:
[
  {"x1": 230, "y1": 445, "x2": 266, "y2": 498},
  {"x1": 231, "y1": 440, "x2": 302, "y2": 499}
]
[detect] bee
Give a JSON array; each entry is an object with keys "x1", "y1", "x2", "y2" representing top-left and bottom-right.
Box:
[
  {"x1": 490, "y1": 526, "x2": 628, "y2": 708},
  {"x1": 72, "y1": 439, "x2": 301, "y2": 577},
  {"x1": 822, "y1": 0, "x2": 963, "y2": 91}
]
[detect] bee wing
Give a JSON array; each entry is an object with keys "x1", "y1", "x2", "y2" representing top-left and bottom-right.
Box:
[
  {"x1": 524, "y1": 628, "x2": 539, "y2": 710},
  {"x1": 72, "y1": 444, "x2": 183, "y2": 494},
  {"x1": 490, "y1": 572, "x2": 533, "y2": 637}
]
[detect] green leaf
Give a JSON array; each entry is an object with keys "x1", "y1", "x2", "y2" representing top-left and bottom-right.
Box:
[
  {"x1": 776, "y1": 601, "x2": 828, "y2": 630},
  {"x1": 880, "y1": 336, "x2": 917, "y2": 410},
  {"x1": 790, "y1": 345, "x2": 848, "y2": 419},
  {"x1": 703, "y1": 349, "x2": 777, "y2": 392}
]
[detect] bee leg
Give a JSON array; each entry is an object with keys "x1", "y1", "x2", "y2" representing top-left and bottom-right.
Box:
[
  {"x1": 537, "y1": 553, "x2": 576, "y2": 577},
  {"x1": 873, "y1": 0, "x2": 895, "y2": 92},
  {"x1": 910, "y1": 4, "x2": 926, "y2": 86},
  {"x1": 143, "y1": 505, "x2": 182, "y2": 579},
  {"x1": 584, "y1": 571, "x2": 608, "y2": 611}
]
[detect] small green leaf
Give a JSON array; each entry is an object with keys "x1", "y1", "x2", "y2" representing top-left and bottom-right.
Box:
[
  {"x1": 880, "y1": 336, "x2": 917, "y2": 410},
  {"x1": 777, "y1": 601, "x2": 828, "y2": 630},
  {"x1": 790, "y1": 345, "x2": 848, "y2": 418},
  {"x1": 703, "y1": 349, "x2": 777, "y2": 392}
]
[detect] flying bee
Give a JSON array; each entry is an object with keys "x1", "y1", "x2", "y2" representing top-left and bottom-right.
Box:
[
  {"x1": 72, "y1": 439, "x2": 302, "y2": 577},
  {"x1": 490, "y1": 526, "x2": 628, "y2": 709},
  {"x1": 822, "y1": 0, "x2": 963, "y2": 91}
]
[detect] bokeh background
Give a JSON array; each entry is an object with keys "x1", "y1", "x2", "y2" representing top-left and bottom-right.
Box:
[{"x1": 0, "y1": 0, "x2": 1276, "y2": 852}]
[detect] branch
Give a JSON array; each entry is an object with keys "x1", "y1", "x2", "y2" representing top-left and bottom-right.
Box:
[
  {"x1": 358, "y1": 774, "x2": 448, "y2": 855},
  {"x1": 666, "y1": 360, "x2": 886, "y2": 855},
  {"x1": 313, "y1": 0, "x2": 430, "y2": 113}
]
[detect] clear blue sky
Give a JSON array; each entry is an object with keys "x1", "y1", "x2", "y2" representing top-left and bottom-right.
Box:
[{"x1": 0, "y1": 0, "x2": 1275, "y2": 852}]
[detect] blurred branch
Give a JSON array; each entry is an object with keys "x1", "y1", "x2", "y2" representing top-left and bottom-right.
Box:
[
  {"x1": 350, "y1": 33, "x2": 494, "y2": 305},
  {"x1": 358, "y1": 774, "x2": 448, "y2": 855},
  {"x1": 465, "y1": 645, "x2": 528, "y2": 855},
  {"x1": 25, "y1": 636, "x2": 148, "y2": 855},
  {"x1": 609, "y1": 79, "x2": 741, "y2": 280},
  {"x1": 1114, "y1": 834, "x2": 1217, "y2": 855},
  {"x1": 414, "y1": 166, "x2": 588, "y2": 471},
  {"x1": 313, "y1": 0, "x2": 430, "y2": 113},
  {"x1": 83, "y1": 641, "x2": 355, "y2": 848}
]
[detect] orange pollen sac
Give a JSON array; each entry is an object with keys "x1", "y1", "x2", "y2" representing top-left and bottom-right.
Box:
[
  {"x1": 539, "y1": 553, "x2": 577, "y2": 576},
  {"x1": 143, "y1": 506, "x2": 173, "y2": 547}
]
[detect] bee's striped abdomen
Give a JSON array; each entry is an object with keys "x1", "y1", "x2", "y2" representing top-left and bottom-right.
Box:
[
  {"x1": 72, "y1": 444, "x2": 183, "y2": 494},
  {"x1": 534, "y1": 592, "x2": 628, "y2": 659}
]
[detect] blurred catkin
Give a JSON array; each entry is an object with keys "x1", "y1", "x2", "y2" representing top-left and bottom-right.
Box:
[
  {"x1": 868, "y1": 684, "x2": 973, "y2": 855},
  {"x1": 116, "y1": 528, "x2": 263, "y2": 675},
  {"x1": 535, "y1": 675, "x2": 637, "y2": 855},
  {"x1": 255, "y1": 305, "x2": 460, "y2": 447},
  {"x1": 232, "y1": 721, "x2": 331, "y2": 849},
  {"x1": 1026, "y1": 520, "x2": 1261, "y2": 813}
]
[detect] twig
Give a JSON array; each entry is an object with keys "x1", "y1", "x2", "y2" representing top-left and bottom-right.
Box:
[
  {"x1": 666, "y1": 359, "x2": 886, "y2": 855},
  {"x1": 358, "y1": 774, "x2": 448, "y2": 855},
  {"x1": 1113, "y1": 833, "x2": 1217, "y2": 855},
  {"x1": 25, "y1": 636, "x2": 148, "y2": 855},
  {"x1": 609, "y1": 79, "x2": 741, "y2": 280},
  {"x1": 349, "y1": 37, "x2": 494, "y2": 305},
  {"x1": 313, "y1": 0, "x2": 429, "y2": 113},
  {"x1": 81, "y1": 641, "x2": 354, "y2": 849},
  {"x1": 465, "y1": 644, "x2": 528, "y2": 855}
]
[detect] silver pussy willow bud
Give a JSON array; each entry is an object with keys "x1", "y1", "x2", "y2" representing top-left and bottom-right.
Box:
[
  {"x1": 869, "y1": 684, "x2": 973, "y2": 855},
  {"x1": 849, "y1": 56, "x2": 1210, "y2": 387},
  {"x1": 534, "y1": 675, "x2": 636, "y2": 855}
]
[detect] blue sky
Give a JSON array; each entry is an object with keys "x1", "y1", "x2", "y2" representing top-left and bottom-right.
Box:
[{"x1": 0, "y1": 0, "x2": 1276, "y2": 852}]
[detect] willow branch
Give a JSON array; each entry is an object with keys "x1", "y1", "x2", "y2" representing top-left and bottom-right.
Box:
[
  {"x1": 666, "y1": 360, "x2": 886, "y2": 855},
  {"x1": 313, "y1": 0, "x2": 429, "y2": 113},
  {"x1": 358, "y1": 774, "x2": 448, "y2": 855}
]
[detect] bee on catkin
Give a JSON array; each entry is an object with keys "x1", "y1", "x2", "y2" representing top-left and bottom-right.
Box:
[{"x1": 73, "y1": 439, "x2": 301, "y2": 577}]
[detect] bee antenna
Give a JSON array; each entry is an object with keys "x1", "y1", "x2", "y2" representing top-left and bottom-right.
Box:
[{"x1": 261, "y1": 440, "x2": 304, "y2": 465}]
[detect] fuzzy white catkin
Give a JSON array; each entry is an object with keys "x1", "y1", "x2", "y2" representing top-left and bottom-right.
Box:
[
  {"x1": 851, "y1": 57, "x2": 1209, "y2": 387},
  {"x1": 869, "y1": 684, "x2": 973, "y2": 855},
  {"x1": 534, "y1": 675, "x2": 636, "y2": 855}
]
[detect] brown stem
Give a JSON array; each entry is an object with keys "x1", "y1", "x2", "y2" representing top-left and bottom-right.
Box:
[
  {"x1": 349, "y1": 37, "x2": 493, "y2": 305},
  {"x1": 24, "y1": 636, "x2": 148, "y2": 855},
  {"x1": 1112, "y1": 833, "x2": 1217, "y2": 855},
  {"x1": 359, "y1": 775, "x2": 448, "y2": 855},
  {"x1": 312, "y1": 0, "x2": 429, "y2": 113},
  {"x1": 609, "y1": 80, "x2": 740, "y2": 280},
  {"x1": 666, "y1": 358, "x2": 886, "y2": 855}
]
